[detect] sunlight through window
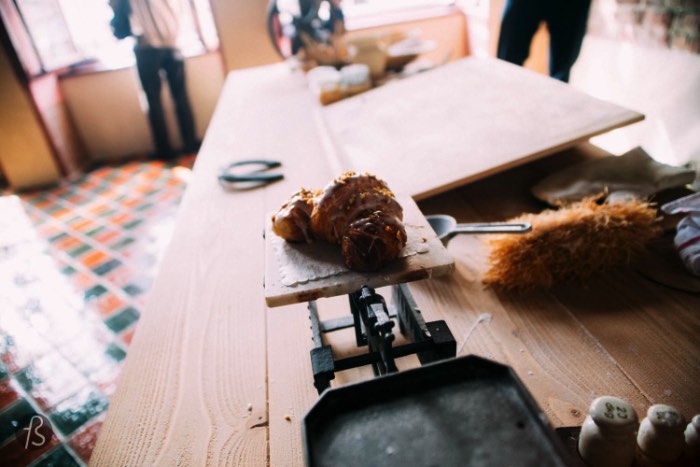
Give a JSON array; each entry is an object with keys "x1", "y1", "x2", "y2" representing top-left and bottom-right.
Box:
[{"x1": 8, "y1": 0, "x2": 218, "y2": 75}]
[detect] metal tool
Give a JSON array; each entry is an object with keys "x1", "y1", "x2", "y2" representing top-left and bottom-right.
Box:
[
  {"x1": 218, "y1": 159, "x2": 284, "y2": 189},
  {"x1": 308, "y1": 284, "x2": 456, "y2": 394},
  {"x1": 426, "y1": 214, "x2": 532, "y2": 245}
]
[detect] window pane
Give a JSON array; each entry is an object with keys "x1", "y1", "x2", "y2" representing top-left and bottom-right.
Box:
[
  {"x1": 15, "y1": 0, "x2": 83, "y2": 71},
  {"x1": 191, "y1": 0, "x2": 219, "y2": 50},
  {"x1": 58, "y1": 0, "x2": 119, "y2": 59},
  {"x1": 0, "y1": 0, "x2": 43, "y2": 76},
  {"x1": 343, "y1": 0, "x2": 455, "y2": 17},
  {"x1": 12, "y1": 0, "x2": 219, "y2": 75}
]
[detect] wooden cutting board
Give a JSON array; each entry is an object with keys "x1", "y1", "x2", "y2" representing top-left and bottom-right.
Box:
[
  {"x1": 264, "y1": 196, "x2": 454, "y2": 307},
  {"x1": 320, "y1": 57, "x2": 644, "y2": 200}
]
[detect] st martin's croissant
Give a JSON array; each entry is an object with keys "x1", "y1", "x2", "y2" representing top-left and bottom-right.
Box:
[{"x1": 271, "y1": 172, "x2": 407, "y2": 271}]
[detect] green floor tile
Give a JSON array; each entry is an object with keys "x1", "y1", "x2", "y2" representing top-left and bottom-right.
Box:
[
  {"x1": 105, "y1": 343, "x2": 126, "y2": 362},
  {"x1": 48, "y1": 388, "x2": 108, "y2": 437},
  {"x1": 110, "y1": 237, "x2": 135, "y2": 250},
  {"x1": 0, "y1": 399, "x2": 38, "y2": 445},
  {"x1": 84, "y1": 284, "x2": 108, "y2": 301},
  {"x1": 67, "y1": 244, "x2": 91, "y2": 258},
  {"x1": 123, "y1": 284, "x2": 144, "y2": 297},
  {"x1": 48, "y1": 233, "x2": 68, "y2": 244},
  {"x1": 14, "y1": 366, "x2": 39, "y2": 393},
  {"x1": 93, "y1": 259, "x2": 121, "y2": 276},
  {"x1": 98, "y1": 209, "x2": 117, "y2": 218},
  {"x1": 135, "y1": 202, "x2": 154, "y2": 212},
  {"x1": 85, "y1": 226, "x2": 106, "y2": 237},
  {"x1": 104, "y1": 307, "x2": 140, "y2": 334},
  {"x1": 31, "y1": 445, "x2": 81, "y2": 467},
  {"x1": 123, "y1": 219, "x2": 143, "y2": 230},
  {"x1": 143, "y1": 188, "x2": 161, "y2": 197},
  {"x1": 61, "y1": 265, "x2": 77, "y2": 276}
]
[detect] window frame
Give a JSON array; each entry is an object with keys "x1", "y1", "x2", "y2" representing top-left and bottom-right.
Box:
[{"x1": 0, "y1": 0, "x2": 217, "y2": 80}]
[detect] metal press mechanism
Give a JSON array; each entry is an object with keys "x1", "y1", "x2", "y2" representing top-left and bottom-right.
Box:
[{"x1": 307, "y1": 283, "x2": 456, "y2": 394}]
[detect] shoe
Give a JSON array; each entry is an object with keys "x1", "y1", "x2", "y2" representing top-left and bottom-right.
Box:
[
  {"x1": 148, "y1": 150, "x2": 177, "y2": 162},
  {"x1": 182, "y1": 140, "x2": 202, "y2": 155}
]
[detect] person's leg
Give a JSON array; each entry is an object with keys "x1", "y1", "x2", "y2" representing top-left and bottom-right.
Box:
[
  {"x1": 161, "y1": 49, "x2": 198, "y2": 153},
  {"x1": 545, "y1": 0, "x2": 592, "y2": 82},
  {"x1": 497, "y1": 0, "x2": 545, "y2": 66},
  {"x1": 134, "y1": 47, "x2": 174, "y2": 158}
]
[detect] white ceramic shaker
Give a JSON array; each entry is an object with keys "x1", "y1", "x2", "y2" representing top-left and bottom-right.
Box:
[
  {"x1": 636, "y1": 404, "x2": 686, "y2": 464},
  {"x1": 684, "y1": 414, "x2": 700, "y2": 461},
  {"x1": 578, "y1": 396, "x2": 638, "y2": 467}
]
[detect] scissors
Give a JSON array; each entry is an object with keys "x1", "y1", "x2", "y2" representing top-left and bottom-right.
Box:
[{"x1": 218, "y1": 159, "x2": 284, "y2": 189}]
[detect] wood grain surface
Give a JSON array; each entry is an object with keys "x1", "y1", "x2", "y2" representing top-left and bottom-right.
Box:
[
  {"x1": 413, "y1": 147, "x2": 700, "y2": 428},
  {"x1": 90, "y1": 63, "x2": 333, "y2": 466},
  {"x1": 90, "y1": 62, "x2": 698, "y2": 467},
  {"x1": 322, "y1": 57, "x2": 644, "y2": 200}
]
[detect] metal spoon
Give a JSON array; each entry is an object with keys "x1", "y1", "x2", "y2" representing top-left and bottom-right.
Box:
[{"x1": 426, "y1": 214, "x2": 532, "y2": 245}]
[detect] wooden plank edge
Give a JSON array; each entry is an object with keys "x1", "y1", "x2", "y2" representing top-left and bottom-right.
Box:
[
  {"x1": 411, "y1": 111, "x2": 645, "y2": 201},
  {"x1": 265, "y1": 261, "x2": 455, "y2": 307}
]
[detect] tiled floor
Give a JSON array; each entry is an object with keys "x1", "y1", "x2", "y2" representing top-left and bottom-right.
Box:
[{"x1": 0, "y1": 156, "x2": 195, "y2": 466}]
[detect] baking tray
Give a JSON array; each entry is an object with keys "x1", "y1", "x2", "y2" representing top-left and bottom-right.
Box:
[{"x1": 303, "y1": 355, "x2": 573, "y2": 466}]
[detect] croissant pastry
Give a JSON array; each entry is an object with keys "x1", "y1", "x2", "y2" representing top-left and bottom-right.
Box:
[
  {"x1": 272, "y1": 172, "x2": 407, "y2": 271},
  {"x1": 342, "y1": 211, "x2": 407, "y2": 271},
  {"x1": 310, "y1": 172, "x2": 404, "y2": 244},
  {"x1": 271, "y1": 187, "x2": 318, "y2": 243}
]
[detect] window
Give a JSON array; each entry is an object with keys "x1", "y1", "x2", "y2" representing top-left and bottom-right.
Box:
[
  {"x1": 277, "y1": 0, "x2": 456, "y2": 19},
  {"x1": 342, "y1": 0, "x2": 456, "y2": 19},
  {"x1": 1, "y1": 0, "x2": 218, "y2": 77},
  {"x1": 271, "y1": 0, "x2": 456, "y2": 56}
]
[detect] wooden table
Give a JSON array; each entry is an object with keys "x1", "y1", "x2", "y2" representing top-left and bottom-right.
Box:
[{"x1": 90, "y1": 60, "x2": 700, "y2": 466}]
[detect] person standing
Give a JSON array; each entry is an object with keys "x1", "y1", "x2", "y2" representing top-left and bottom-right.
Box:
[
  {"x1": 110, "y1": 0, "x2": 199, "y2": 160},
  {"x1": 496, "y1": 0, "x2": 592, "y2": 83}
]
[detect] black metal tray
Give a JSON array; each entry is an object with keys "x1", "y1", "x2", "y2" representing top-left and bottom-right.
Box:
[{"x1": 303, "y1": 355, "x2": 573, "y2": 466}]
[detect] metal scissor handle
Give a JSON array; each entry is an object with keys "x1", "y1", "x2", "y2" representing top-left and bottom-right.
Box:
[{"x1": 218, "y1": 159, "x2": 284, "y2": 184}]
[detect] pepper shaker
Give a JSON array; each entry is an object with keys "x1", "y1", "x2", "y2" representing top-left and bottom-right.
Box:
[
  {"x1": 684, "y1": 414, "x2": 700, "y2": 461},
  {"x1": 637, "y1": 404, "x2": 686, "y2": 464},
  {"x1": 578, "y1": 396, "x2": 638, "y2": 467}
]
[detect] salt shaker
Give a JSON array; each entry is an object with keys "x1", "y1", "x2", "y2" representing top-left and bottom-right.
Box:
[
  {"x1": 685, "y1": 414, "x2": 700, "y2": 460},
  {"x1": 578, "y1": 396, "x2": 638, "y2": 467},
  {"x1": 637, "y1": 404, "x2": 686, "y2": 464}
]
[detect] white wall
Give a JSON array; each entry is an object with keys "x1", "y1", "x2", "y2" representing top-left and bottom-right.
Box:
[
  {"x1": 464, "y1": 0, "x2": 700, "y2": 167},
  {"x1": 61, "y1": 67, "x2": 151, "y2": 160},
  {"x1": 60, "y1": 52, "x2": 225, "y2": 161},
  {"x1": 571, "y1": 36, "x2": 700, "y2": 166}
]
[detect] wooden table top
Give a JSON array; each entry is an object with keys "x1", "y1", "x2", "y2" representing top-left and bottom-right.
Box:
[
  {"x1": 90, "y1": 60, "x2": 700, "y2": 466},
  {"x1": 321, "y1": 58, "x2": 643, "y2": 200}
]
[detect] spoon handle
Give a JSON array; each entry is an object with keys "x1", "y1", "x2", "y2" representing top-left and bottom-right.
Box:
[{"x1": 453, "y1": 222, "x2": 532, "y2": 234}]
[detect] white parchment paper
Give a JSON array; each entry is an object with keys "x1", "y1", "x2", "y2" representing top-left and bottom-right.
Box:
[{"x1": 273, "y1": 223, "x2": 430, "y2": 287}]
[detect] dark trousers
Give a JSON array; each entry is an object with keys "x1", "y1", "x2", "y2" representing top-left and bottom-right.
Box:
[
  {"x1": 134, "y1": 46, "x2": 198, "y2": 158},
  {"x1": 496, "y1": 0, "x2": 592, "y2": 82}
]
